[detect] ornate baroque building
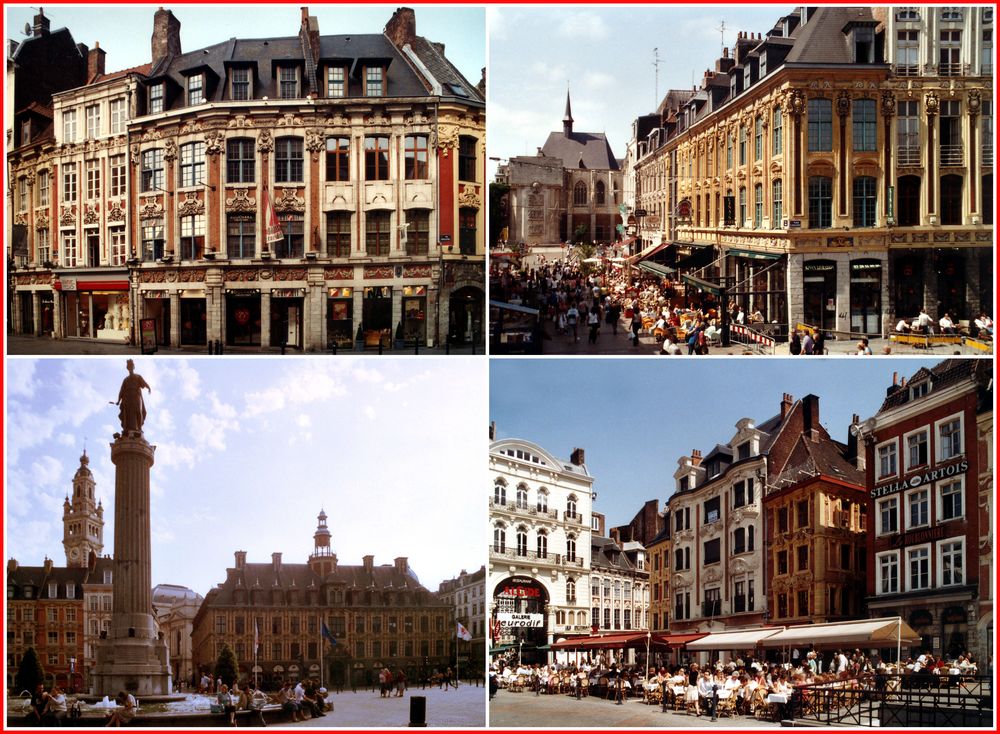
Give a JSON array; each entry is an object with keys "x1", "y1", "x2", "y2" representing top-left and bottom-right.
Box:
[
  {"x1": 437, "y1": 565, "x2": 486, "y2": 674},
  {"x1": 631, "y1": 6, "x2": 992, "y2": 335},
  {"x1": 8, "y1": 6, "x2": 485, "y2": 351},
  {"x1": 489, "y1": 436, "x2": 595, "y2": 664},
  {"x1": 190, "y1": 511, "x2": 452, "y2": 689}
]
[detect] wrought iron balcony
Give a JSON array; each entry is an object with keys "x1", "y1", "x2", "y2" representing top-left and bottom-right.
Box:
[
  {"x1": 983, "y1": 144, "x2": 994, "y2": 167},
  {"x1": 897, "y1": 145, "x2": 921, "y2": 167},
  {"x1": 940, "y1": 144, "x2": 964, "y2": 167},
  {"x1": 938, "y1": 62, "x2": 968, "y2": 77},
  {"x1": 488, "y1": 546, "x2": 584, "y2": 567},
  {"x1": 893, "y1": 63, "x2": 919, "y2": 77}
]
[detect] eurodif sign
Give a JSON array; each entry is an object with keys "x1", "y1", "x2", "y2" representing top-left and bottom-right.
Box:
[{"x1": 870, "y1": 460, "x2": 969, "y2": 499}]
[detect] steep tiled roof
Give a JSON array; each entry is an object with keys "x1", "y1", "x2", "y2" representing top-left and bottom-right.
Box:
[
  {"x1": 785, "y1": 7, "x2": 878, "y2": 65},
  {"x1": 772, "y1": 434, "x2": 864, "y2": 490},
  {"x1": 541, "y1": 131, "x2": 620, "y2": 171},
  {"x1": 90, "y1": 63, "x2": 152, "y2": 85},
  {"x1": 879, "y1": 359, "x2": 991, "y2": 412},
  {"x1": 408, "y1": 36, "x2": 483, "y2": 102}
]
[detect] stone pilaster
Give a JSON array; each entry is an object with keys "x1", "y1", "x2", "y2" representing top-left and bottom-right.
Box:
[
  {"x1": 31, "y1": 291, "x2": 41, "y2": 336},
  {"x1": 260, "y1": 290, "x2": 271, "y2": 348},
  {"x1": 169, "y1": 292, "x2": 181, "y2": 348}
]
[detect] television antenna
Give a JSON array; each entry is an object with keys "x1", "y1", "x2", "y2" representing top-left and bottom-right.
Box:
[
  {"x1": 652, "y1": 47, "x2": 661, "y2": 107},
  {"x1": 716, "y1": 20, "x2": 727, "y2": 55}
]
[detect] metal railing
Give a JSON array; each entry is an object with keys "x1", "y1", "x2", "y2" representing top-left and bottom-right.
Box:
[
  {"x1": 488, "y1": 546, "x2": 584, "y2": 567},
  {"x1": 893, "y1": 63, "x2": 919, "y2": 77},
  {"x1": 938, "y1": 62, "x2": 968, "y2": 77},
  {"x1": 897, "y1": 144, "x2": 921, "y2": 167},
  {"x1": 940, "y1": 144, "x2": 964, "y2": 166},
  {"x1": 786, "y1": 673, "x2": 992, "y2": 728},
  {"x1": 983, "y1": 144, "x2": 994, "y2": 167}
]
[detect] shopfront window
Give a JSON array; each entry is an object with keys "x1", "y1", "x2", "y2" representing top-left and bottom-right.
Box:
[
  {"x1": 849, "y1": 259, "x2": 881, "y2": 334},
  {"x1": 326, "y1": 288, "x2": 353, "y2": 348},
  {"x1": 803, "y1": 260, "x2": 837, "y2": 330},
  {"x1": 402, "y1": 286, "x2": 426, "y2": 343}
]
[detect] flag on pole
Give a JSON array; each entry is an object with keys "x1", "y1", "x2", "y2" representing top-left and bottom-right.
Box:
[
  {"x1": 321, "y1": 621, "x2": 337, "y2": 646},
  {"x1": 456, "y1": 621, "x2": 473, "y2": 641},
  {"x1": 262, "y1": 187, "x2": 284, "y2": 245},
  {"x1": 253, "y1": 619, "x2": 259, "y2": 654}
]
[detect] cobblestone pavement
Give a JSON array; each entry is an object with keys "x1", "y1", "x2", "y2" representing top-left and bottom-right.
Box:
[
  {"x1": 286, "y1": 682, "x2": 486, "y2": 728},
  {"x1": 489, "y1": 689, "x2": 781, "y2": 728},
  {"x1": 5, "y1": 334, "x2": 481, "y2": 357}
]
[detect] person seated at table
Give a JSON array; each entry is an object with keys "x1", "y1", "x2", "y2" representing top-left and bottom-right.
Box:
[
  {"x1": 750, "y1": 308, "x2": 765, "y2": 324},
  {"x1": 974, "y1": 313, "x2": 993, "y2": 338},
  {"x1": 915, "y1": 308, "x2": 934, "y2": 334},
  {"x1": 939, "y1": 313, "x2": 957, "y2": 334},
  {"x1": 697, "y1": 670, "x2": 718, "y2": 720},
  {"x1": 895, "y1": 318, "x2": 912, "y2": 333}
]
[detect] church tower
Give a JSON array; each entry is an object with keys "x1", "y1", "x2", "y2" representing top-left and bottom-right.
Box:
[
  {"x1": 307, "y1": 508, "x2": 337, "y2": 576},
  {"x1": 63, "y1": 450, "x2": 104, "y2": 567}
]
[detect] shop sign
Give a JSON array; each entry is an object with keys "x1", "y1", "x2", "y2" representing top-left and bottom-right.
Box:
[
  {"x1": 142, "y1": 291, "x2": 169, "y2": 299},
  {"x1": 403, "y1": 286, "x2": 427, "y2": 297},
  {"x1": 272, "y1": 288, "x2": 304, "y2": 298},
  {"x1": 887, "y1": 524, "x2": 947, "y2": 549},
  {"x1": 870, "y1": 460, "x2": 968, "y2": 499},
  {"x1": 497, "y1": 612, "x2": 544, "y2": 628},
  {"x1": 62, "y1": 277, "x2": 78, "y2": 291},
  {"x1": 328, "y1": 287, "x2": 353, "y2": 298},
  {"x1": 496, "y1": 576, "x2": 545, "y2": 600},
  {"x1": 140, "y1": 318, "x2": 158, "y2": 355},
  {"x1": 364, "y1": 286, "x2": 391, "y2": 299},
  {"x1": 786, "y1": 220, "x2": 802, "y2": 228}
]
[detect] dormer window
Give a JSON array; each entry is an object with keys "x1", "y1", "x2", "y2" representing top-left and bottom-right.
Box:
[
  {"x1": 737, "y1": 441, "x2": 751, "y2": 461},
  {"x1": 851, "y1": 27, "x2": 875, "y2": 63},
  {"x1": 327, "y1": 66, "x2": 347, "y2": 98},
  {"x1": 20, "y1": 119, "x2": 31, "y2": 146},
  {"x1": 910, "y1": 381, "x2": 929, "y2": 399},
  {"x1": 149, "y1": 83, "x2": 164, "y2": 114},
  {"x1": 896, "y1": 9, "x2": 920, "y2": 22},
  {"x1": 941, "y1": 8, "x2": 963, "y2": 22},
  {"x1": 231, "y1": 68, "x2": 251, "y2": 101},
  {"x1": 760, "y1": 54, "x2": 767, "y2": 77},
  {"x1": 49, "y1": 582, "x2": 58, "y2": 598},
  {"x1": 187, "y1": 73, "x2": 204, "y2": 105},
  {"x1": 365, "y1": 65, "x2": 385, "y2": 97},
  {"x1": 679, "y1": 476, "x2": 689, "y2": 492},
  {"x1": 278, "y1": 66, "x2": 299, "y2": 99}
]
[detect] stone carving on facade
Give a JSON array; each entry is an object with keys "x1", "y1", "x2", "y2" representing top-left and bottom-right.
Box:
[
  {"x1": 835, "y1": 91, "x2": 851, "y2": 118},
  {"x1": 59, "y1": 206, "x2": 76, "y2": 227},
  {"x1": 225, "y1": 188, "x2": 257, "y2": 212},
  {"x1": 139, "y1": 200, "x2": 165, "y2": 219},
  {"x1": 457, "y1": 188, "x2": 481, "y2": 209},
  {"x1": 325, "y1": 111, "x2": 349, "y2": 128},
  {"x1": 177, "y1": 191, "x2": 205, "y2": 217},
  {"x1": 83, "y1": 204, "x2": 100, "y2": 226},
  {"x1": 787, "y1": 89, "x2": 806, "y2": 118},
  {"x1": 364, "y1": 111, "x2": 390, "y2": 127},
  {"x1": 364, "y1": 265, "x2": 395, "y2": 279},
  {"x1": 24, "y1": 169, "x2": 36, "y2": 186},
  {"x1": 404, "y1": 110, "x2": 429, "y2": 126},
  {"x1": 204, "y1": 130, "x2": 225, "y2": 156},
  {"x1": 227, "y1": 115, "x2": 254, "y2": 128},
  {"x1": 968, "y1": 90, "x2": 982, "y2": 117},
  {"x1": 403, "y1": 265, "x2": 432, "y2": 278},
  {"x1": 177, "y1": 269, "x2": 205, "y2": 282},
  {"x1": 179, "y1": 119, "x2": 202, "y2": 136},
  {"x1": 225, "y1": 269, "x2": 261, "y2": 282},
  {"x1": 325, "y1": 266, "x2": 354, "y2": 280},
  {"x1": 274, "y1": 268, "x2": 307, "y2": 281},
  {"x1": 305, "y1": 128, "x2": 325, "y2": 160},
  {"x1": 107, "y1": 201, "x2": 126, "y2": 221},
  {"x1": 163, "y1": 139, "x2": 178, "y2": 162},
  {"x1": 34, "y1": 211, "x2": 50, "y2": 230},
  {"x1": 880, "y1": 91, "x2": 896, "y2": 119},
  {"x1": 703, "y1": 566, "x2": 722, "y2": 583},
  {"x1": 276, "y1": 113, "x2": 303, "y2": 127},
  {"x1": 130, "y1": 143, "x2": 142, "y2": 165},
  {"x1": 925, "y1": 92, "x2": 940, "y2": 117},
  {"x1": 672, "y1": 573, "x2": 691, "y2": 588},
  {"x1": 436, "y1": 125, "x2": 460, "y2": 150},
  {"x1": 273, "y1": 187, "x2": 305, "y2": 213},
  {"x1": 257, "y1": 130, "x2": 274, "y2": 154},
  {"x1": 13, "y1": 212, "x2": 27, "y2": 226}
]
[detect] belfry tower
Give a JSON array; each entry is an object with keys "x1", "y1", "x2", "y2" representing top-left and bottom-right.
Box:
[
  {"x1": 307, "y1": 508, "x2": 337, "y2": 575},
  {"x1": 63, "y1": 451, "x2": 104, "y2": 567}
]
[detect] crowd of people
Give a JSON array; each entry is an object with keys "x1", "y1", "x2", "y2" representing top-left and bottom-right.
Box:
[
  {"x1": 489, "y1": 647, "x2": 985, "y2": 721},
  {"x1": 893, "y1": 309, "x2": 994, "y2": 340}
]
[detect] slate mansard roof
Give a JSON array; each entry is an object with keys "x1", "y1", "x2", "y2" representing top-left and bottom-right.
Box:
[{"x1": 541, "y1": 131, "x2": 621, "y2": 172}]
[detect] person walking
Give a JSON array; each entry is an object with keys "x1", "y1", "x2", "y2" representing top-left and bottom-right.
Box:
[
  {"x1": 630, "y1": 309, "x2": 643, "y2": 348},
  {"x1": 587, "y1": 308, "x2": 600, "y2": 344}
]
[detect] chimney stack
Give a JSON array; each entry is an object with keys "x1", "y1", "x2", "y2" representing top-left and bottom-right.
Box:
[
  {"x1": 489, "y1": 422, "x2": 496, "y2": 441},
  {"x1": 363, "y1": 554, "x2": 374, "y2": 573},
  {"x1": 802, "y1": 394, "x2": 821, "y2": 440},
  {"x1": 271, "y1": 552, "x2": 282, "y2": 574},
  {"x1": 43, "y1": 557, "x2": 54, "y2": 575},
  {"x1": 384, "y1": 7, "x2": 417, "y2": 49},
  {"x1": 234, "y1": 550, "x2": 247, "y2": 570},
  {"x1": 570, "y1": 447, "x2": 586, "y2": 466},
  {"x1": 394, "y1": 557, "x2": 408, "y2": 575},
  {"x1": 32, "y1": 8, "x2": 51, "y2": 37},
  {"x1": 7, "y1": 558, "x2": 18, "y2": 574},
  {"x1": 151, "y1": 7, "x2": 182, "y2": 68},
  {"x1": 780, "y1": 393, "x2": 794, "y2": 418},
  {"x1": 88, "y1": 42, "x2": 106, "y2": 81},
  {"x1": 691, "y1": 449, "x2": 703, "y2": 466}
]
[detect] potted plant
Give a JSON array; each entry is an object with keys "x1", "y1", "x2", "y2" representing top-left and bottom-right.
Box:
[
  {"x1": 354, "y1": 323, "x2": 365, "y2": 352},
  {"x1": 394, "y1": 321, "x2": 405, "y2": 351}
]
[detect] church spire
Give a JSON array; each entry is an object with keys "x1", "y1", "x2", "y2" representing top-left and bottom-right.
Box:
[{"x1": 563, "y1": 87, "x2": 574, "y2": 136}]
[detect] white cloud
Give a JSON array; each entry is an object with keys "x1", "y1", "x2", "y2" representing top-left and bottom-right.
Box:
[
  {"x1": 584, "y1": 71, "x2": 615, "y2": 90},
  {"x1": 57, "y1": 433, "x2": 76, "y2": 447},
  {"x1": 7, "y1": 361, "x2": 38, "y2": 398},
  {"x1": 296, "y1": 414, "x2": 312, "y2": 429},
  {"x1": 364, "y1": 405, "x2": 377, "y2": 421},
  {"x1": 557, "y1": 12, "x2": 609, "y2": 40}
]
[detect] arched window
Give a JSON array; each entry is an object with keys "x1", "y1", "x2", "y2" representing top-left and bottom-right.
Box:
[
  {"x1": 566, "y1": 495, "x2": 578, "y2": 519},
  {"x1": 536, "y1": 530, "x2": 548, "y2": 558},
  {"x1": 493, "y1": 523, "x2": 506, "y2": 553},
  {"x1": 573, "y1": 181, "x2": 588, "y2": 206},
  {"x1": 516, "y1": 526, "x2": 528, "y2": 556},
  {"x1": 566, "y1": 578, "x2": 577, "y2": 602},
  {"x1": 536, "y1": 488, "x2": 549, "y2": 513},
  {"x1": 566, "y1": 535, "x2": 577, "y2": 562},
  {"x1": 516, "y1": 483, "x2": 529, "y2": 510},
  {"x1": 734, "y1": 527, "x2": 747, "y2": 554},
  {"x1": 897, "y1": 175, "x2": 921, "y2": 226},
  {"x1": 493, "y1": 480, "x2": 506, "y2": 506},
  {"x1": 748, "y1": 524, "x2": 755, "y2": 551},
  {"x1": 595, "y1": 180, "x2": 606, "y2": 205}
]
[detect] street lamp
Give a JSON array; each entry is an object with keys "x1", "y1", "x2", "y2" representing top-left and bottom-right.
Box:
[{"x1": 518, "y1": 640, "x2": 524, "y2": 666}]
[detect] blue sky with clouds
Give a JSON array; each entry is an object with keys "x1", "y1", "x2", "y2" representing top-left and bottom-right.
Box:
[
  {"x1": 5, "y1": 4, "x2": 484, "y2": 86},
  {"x1": 488, "y1": 5, "x2": 788, "y2": 178},
  {"x1": 490, "y1": 358, "x2": 956, "y2": 529},
  {"x1": 6, "y1": 358, "x2": 486, "y2": 596}
]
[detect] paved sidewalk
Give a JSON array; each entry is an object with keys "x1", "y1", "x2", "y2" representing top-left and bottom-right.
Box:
[
  {"x1": 489, "y1": 689, "x2": 780, "y2": 728},
  {"x1": 284, "y1": 683, "x2": 486, "y2": 728},
  {"x1": 5, "y1": 334, "x2": 482, "y2": 357}
]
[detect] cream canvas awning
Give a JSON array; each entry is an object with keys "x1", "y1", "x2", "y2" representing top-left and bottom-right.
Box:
[
  {"x1": 685, "y1": 627, "x2": 784, "y2": 650},
  {"x1": 760, "y1": 618, "x2": 922, "y2": 648}
]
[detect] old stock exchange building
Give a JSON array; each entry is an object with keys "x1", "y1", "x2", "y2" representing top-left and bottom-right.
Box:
[{"x1": 7, "y1": 6, "x2": 485, "y2": 351}]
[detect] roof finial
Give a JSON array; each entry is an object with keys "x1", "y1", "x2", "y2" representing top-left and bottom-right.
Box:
[{"x1": 563, "y1": 85, "x2": 574, "y2": 136}]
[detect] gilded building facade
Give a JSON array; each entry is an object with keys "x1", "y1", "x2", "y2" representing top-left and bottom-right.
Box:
[
  {"x1": 191, "y1": 511, "x2": 452, "y2": 689},
  {"x1": 8, "y1": 6, "x2": 485, "y2": 351},
  {"x1": 632, "y1": 6, "x2": 992, "y2": 336}
]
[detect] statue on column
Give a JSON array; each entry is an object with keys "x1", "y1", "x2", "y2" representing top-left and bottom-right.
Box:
[{"x1": 116, "y1": 359, "x2": 151, "y2": 435}]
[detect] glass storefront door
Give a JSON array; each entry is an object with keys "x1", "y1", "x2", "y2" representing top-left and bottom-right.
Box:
[
  {"x1": 362, "y1": 287, "x2": 392, "y2": 347},
  {"x1": 402, "y1": 288, "x2": 427, "y2": 344},
  {"x1": 326, "y1": 290, "x2": 354, "y2": 348},
  {"x1": 144, "y1": 297, "x2": 172, "y2": 346},
  {"x1": 225, "y1": 293, "x2": 260, "y2": 346},
  {"x1": 850, "y1": 259, "x2": 882, "y2": 335},
  {"x1": 18, "y1": 292, "x2": 34, "y2": 335},
  {"x1": 803, "y1": 260, "x2": 837, "y2": 330},
  {"x1": 270, "y1": 298, "x2": 303, "y2": 349},
  {"x1": 893, "y1": 255, "x2": 924, "y2": 319},
  {"x1": 181, "y1": 298, "x2": 208, "y2": 346}
]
